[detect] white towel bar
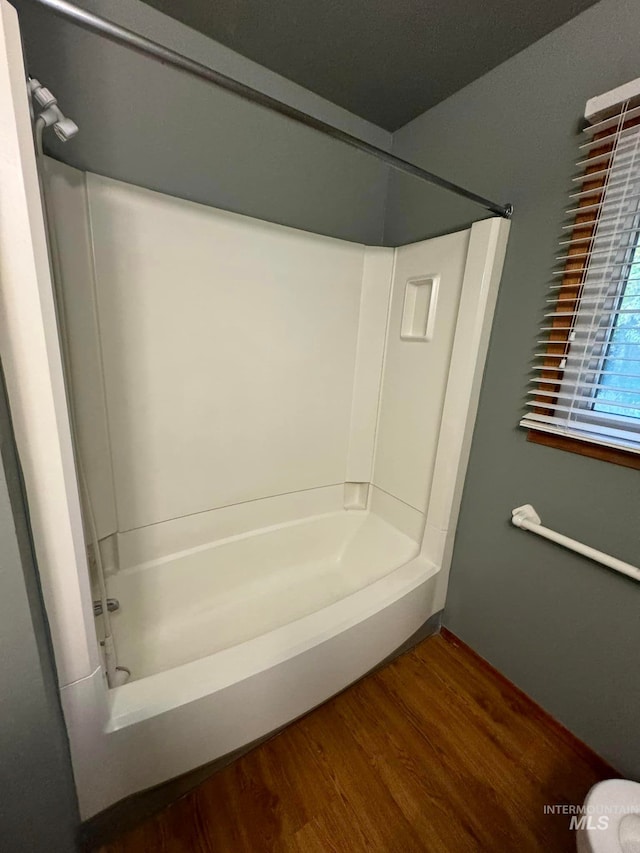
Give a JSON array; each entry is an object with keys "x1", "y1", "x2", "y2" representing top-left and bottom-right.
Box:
[{"x1": 511, "y1": 504, "x2": 640, "y2": 582}]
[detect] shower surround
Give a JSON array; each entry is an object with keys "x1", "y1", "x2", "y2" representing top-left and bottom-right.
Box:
[{"x1": 21, "y1": 153, "x2": 509, "y2": 817}]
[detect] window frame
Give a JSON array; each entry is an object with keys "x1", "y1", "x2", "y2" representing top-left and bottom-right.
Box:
[{"x1": 526, "y1": 109, "x2": 640, "y2": 469}]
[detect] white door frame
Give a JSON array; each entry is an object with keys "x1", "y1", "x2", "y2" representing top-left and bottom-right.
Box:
[{"x1": 0, "y1": 0, "x2": 101, "y2": 692}]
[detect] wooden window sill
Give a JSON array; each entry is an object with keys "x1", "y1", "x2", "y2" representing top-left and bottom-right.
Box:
[{"x1": 527, "y1": 429, "x2": 640, "y2": 470}]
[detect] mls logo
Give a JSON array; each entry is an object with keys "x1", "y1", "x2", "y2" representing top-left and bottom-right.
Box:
[{"x1": 570, "y1": 815, "x2": 609, "y2": 831}]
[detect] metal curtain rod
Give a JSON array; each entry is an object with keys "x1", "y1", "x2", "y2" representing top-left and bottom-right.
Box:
[{"x1": 23, "y1": 0, "x2": 512, "y2": 219}]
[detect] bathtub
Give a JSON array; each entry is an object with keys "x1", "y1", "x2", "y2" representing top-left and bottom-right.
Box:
[
  {"x1": 108, "y1": 511, "x2": 437, "y2": 736},
  {"x1": 64, "y1": 508, "x2": 439, "y2": 816},
  {"x1": 107, "y1": 510, "x2": 421, "y2": 684}
]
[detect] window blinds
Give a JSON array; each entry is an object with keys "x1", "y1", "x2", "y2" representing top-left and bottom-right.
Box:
[{"x1": 521, "y1": 100, "x2": 640, "y2": 454}]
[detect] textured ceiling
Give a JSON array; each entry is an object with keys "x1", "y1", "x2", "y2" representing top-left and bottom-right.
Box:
[{"x1": 139, "y1": 0, "x2": 600, "y2": 131}]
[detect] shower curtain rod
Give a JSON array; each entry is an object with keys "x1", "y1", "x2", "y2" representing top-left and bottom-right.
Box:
[{"x1": 22, "y1": 0, "x2": 513, "y2": 219}]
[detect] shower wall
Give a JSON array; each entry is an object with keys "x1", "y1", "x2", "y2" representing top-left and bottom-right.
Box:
[
  {"x1": 45, "y1": 157, "x2": 473, "y2": 572},
  {"x1": 372, "y1": 230, "x2": 470, "y2": 540},
  {"x1": 86, "y1": 174, "x2": 368, "y2": 533}
]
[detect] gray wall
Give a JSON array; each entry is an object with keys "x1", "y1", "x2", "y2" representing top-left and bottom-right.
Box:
[
  {"x1": 385, "y1": 0, "x2": 640, "y2": 776},
  {"x1": 0, "y1": 369, "x2": 78, "y2": 852},
  {"x1": 14, "y1": 0, "x2": 391, "y2": 244}
]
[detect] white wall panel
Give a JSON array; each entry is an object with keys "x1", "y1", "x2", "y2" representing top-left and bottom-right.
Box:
[
  {"x1": 43, "y1": 159, "x2": 118, "y2": 540},
  {"x1": 86, "y1": 174, "x2": 366, "y2": 531},
  {"x1": 345, "y1": 246, "x2": 393, "y2": 483},
  {"x1": 373, "y1": 230, "x2": 470, "y2": 513}
]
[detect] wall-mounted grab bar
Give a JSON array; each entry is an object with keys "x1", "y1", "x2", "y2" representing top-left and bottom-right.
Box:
[{"x1": 511, "y1": 504, "x2": 640, "y2": 582}]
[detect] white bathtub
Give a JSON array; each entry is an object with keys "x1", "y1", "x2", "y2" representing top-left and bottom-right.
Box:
[
  {"x1": 63, "y1": 509, "x2": 439, "y2": 815},
  {"x1": 107, "y1": 510, "x2": 420, "y2": 682}
]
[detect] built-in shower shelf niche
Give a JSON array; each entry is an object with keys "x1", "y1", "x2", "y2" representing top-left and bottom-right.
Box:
[
  {"x1": 400, "y1": 275, "x2": 440, "y2": 341},
  {"x1": 344, "y1": 482, "x2": 369, "y2": 510}
]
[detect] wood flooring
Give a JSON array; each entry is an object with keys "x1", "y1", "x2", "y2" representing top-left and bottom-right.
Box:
[{"x1": 94, "y1": 630, "x2": 616, "y2": 852}]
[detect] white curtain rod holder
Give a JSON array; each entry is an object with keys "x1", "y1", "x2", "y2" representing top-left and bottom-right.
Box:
[{"x1": 511, "y1": 504, "x2": 541, "y2": 528}]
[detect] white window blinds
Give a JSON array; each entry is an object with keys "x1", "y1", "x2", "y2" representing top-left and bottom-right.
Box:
[{"x1": 521, "y1": 98, "x2": 640, "y2": 454}]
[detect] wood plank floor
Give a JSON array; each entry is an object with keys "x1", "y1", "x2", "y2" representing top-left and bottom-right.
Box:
[{"x1": 95, "y1": 630, "x2": 616, "y2": 852}]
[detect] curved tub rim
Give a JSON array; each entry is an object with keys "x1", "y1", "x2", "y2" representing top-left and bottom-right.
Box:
[{"x1": 107, "y1": 553, "x2": 438, "y2": 731}]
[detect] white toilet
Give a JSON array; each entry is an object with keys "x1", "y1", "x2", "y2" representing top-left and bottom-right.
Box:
[{"x1": 577, "y1": 780, "x2": 640, "y2": 853}]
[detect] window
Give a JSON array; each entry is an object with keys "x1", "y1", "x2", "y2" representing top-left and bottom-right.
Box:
[{"x1": 522, "y1": 88, "x2": 640, "y2": 468}]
